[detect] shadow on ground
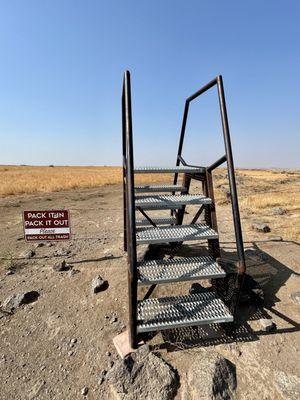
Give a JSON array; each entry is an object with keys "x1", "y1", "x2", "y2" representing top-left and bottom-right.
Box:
[{"x1": 140, "y1": 240, "x2": 300, "y2": 352}]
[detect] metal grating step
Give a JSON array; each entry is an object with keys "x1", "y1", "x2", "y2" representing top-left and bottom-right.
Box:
[
  {"x1": 138, "y1": 256, "x2": 225, "y2": 285},
  {"x1": 135, "y1": 194, "x2": 211, "y2": 210},
  {"x1": 137, "y1": 291, "x2": 233, "y2": 333},
  {"x1": 136, "y1": 216, "x2": 177, "y2": 227},
  {"x1": 135, "y1": 184, "x2": 185, "y2": 193},
  {"x1": 136, "y1": 223, "x2": 218, "y2": 244},
  {"x1": 134, "y1": 166, "x2": 205, "y2": 174}
]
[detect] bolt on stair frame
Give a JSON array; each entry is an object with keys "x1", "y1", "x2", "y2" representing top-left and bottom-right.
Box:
[{"x1": 122, "y1": 71, "x2": 246, "y2": 348}]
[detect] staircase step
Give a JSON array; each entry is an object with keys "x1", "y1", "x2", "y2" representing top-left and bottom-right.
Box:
[
  {"x1": 134, "y1": 166, "x2": 205, "y2": 174},
  {"x1": 136, "y1": 216, "x2": 177, "y2": 227},
  {"x1": 136, "y1": 223, "x2": 218, "y2": 244},
  {"x1": 135, "y1": 184, "x2": 185, "y2": 193},
  {"x1": 137, "y1": 256, "x2": 225, "y2": 285},
  {"x1": 135, "y1": 194, "x2": 211, "y2": 210},
  {"x1": 137, "y1": 291, "x2": 233, "y2": 333}
]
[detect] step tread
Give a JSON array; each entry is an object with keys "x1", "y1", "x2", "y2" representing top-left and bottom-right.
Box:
[
  {"x1": 137, "y1": 256, "x2": 225, "y2": 285},
  {"x1": 136, "y1": 217, "x2": 177, "y2": 227},
  {"x1": 135, "y1": 194, "x2": 211, "y2": 210},
  {"x1": 136, "y1": 223, "x2": 218, "y2": 244},
  {"x1": 137, "y1": 292, "x2": 233, "y2": 333},
  {"x1": 135, "y1": 184, "x2": 185, "y2": 193},
  {"x1": 134, "y1": 166, "x2": 205, "y2": 174}
]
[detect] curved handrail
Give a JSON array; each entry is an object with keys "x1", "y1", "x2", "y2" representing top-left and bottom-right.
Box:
[{"x1": 174, "y1": 76, "x2": 246, "y2": 312}]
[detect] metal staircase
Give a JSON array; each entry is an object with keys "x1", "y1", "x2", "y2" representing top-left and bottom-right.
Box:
[{"x1": 122, "y1": 71, "x2": 246, "y2": 348}]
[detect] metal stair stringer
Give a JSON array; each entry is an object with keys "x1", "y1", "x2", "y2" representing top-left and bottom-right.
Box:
[{"x1": 122, "y1": 71, "x2": 246, "y2": 348}]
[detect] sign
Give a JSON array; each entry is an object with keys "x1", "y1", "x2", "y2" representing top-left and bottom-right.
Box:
[{"x1": 23, "y1": 210, "x2": 71, "y2": 241}]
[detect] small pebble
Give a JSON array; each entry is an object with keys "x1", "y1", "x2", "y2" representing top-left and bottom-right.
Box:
[
  {"x1": 81, "y1": 386, "x2": 89, "y2": 396},
  {"x1": 100, "y1": 369, "x2": 107, "y2": 378},
  {"x1": 259, "y1": 318, "x2": 276, "y2": 332}
]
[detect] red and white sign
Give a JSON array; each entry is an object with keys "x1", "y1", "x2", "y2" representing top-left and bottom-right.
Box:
[{"x1": 23, "y1": 210, "x2": 71, "y2": 241}]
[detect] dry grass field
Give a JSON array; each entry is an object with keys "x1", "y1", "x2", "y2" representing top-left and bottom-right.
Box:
[
  {"x1": 0, "y1": 165, "x2": 299, "y2": 241},
  {"x1": 0, "y1": 165, "x2": 171, "y2": 196}
]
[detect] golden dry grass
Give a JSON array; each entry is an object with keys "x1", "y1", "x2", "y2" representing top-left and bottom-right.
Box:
[
  {"x1": 0, "y1": 165, "x2": 171, "y2": 197},
  {"x1": 1, "y1": 165, "x2": 299, "y2": 241},
  {"x1": 214, "y1": 168, "x2": 300, "y2": 241}
]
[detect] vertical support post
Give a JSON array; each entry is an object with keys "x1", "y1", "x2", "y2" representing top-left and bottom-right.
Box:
[
  {"x1": 176, "y1": 173, "x2": 191, "y2": 225},
  {"x1": 216, "y1": 75, "x2": 246, "y2": 313},
  {"x1": 203, "y1": 171, "x2": 221, "y2": 260},
  {"x1": 122, "y1": 89, "x2": 127, "y2": 252},
  {"x1": 173, "y1": 101, "x2": 190, "y2": 186},
  {"x1": 172, "y1": 101, "x2": 190, "y2": 216},
  {"x1": 123, "y1": 71, "x2": 138, "y2": 348}
]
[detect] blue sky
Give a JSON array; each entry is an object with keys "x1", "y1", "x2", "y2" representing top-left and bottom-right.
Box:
[{"x1": 0, "y1": 1, "x2": 299, "y2": 168}]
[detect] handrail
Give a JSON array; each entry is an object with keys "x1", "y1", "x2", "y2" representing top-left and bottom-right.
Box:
[
  {"x1": 207, "y1": 154, "x2": 227, "y2": 172},
  {"x1": 173, "y1": 75, "x2": 246, "y2": 311},
  {"x1": 122, "y1": 71, "x2": 138, "y2": 348}
]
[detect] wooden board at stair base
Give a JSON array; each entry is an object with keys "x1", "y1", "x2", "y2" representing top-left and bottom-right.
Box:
[{"x1": 113, "y1": 330, "x2": 144, "y2": 359}]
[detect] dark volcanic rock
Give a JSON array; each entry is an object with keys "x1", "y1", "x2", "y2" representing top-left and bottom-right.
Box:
[
  {"x1": 1, "y1": 290, "x2": 40, "y2": 313},
  {"x1": 91, "y1": 275, "x2": 108, "y2": 293},
  {"x1": 272, "y1": 207, "x2": 287, "y2": 215},
  {"x1": 20, "y1": 249, "x2": 35, "y2": 259},
  {"x1": 291, "y1": 291, "x2": 300, "y2": 304},
  {"x1": 107, "y1": 345, "x2": 178, "y2": 400},
  {"x1": 252, "y1": 222, "x2": 271, "y2": 233},
  {"x1": 182, "y1": 351, "x2": 237, "y2": 400},
  {"x1": 274, "y1": 370, "x2": 300, "y2": 400},
  {"x1": 259, "y1": 318, "x2": 276, "y2": 332},
  {"x1": 53, "y1": 260, "x2": 72, "y2": 272}
]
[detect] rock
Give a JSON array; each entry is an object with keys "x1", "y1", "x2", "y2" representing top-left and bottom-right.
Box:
[
  {"x1": 46, "y1": 243, "x2": 54, "y2": 247},
  {"x1": 259, "y1": 318, "x2": 276, "y2": 332},
  {"x1": 70, "y1": 338, "x2": 77, "y2": 344},
  {"x1": 252, "y1": 223, "x2": 271, "y2": 233},
  {"x1": 1, "y1": 290, "x2": 40, "y2": 312},
  {"x1": 227, "y1": 344, "x2": 242, "y2": 358},
  {"x1": 100, "y1": 369, "x2": 107, "y2": 378},
  {"x1": 6, "y1": 270, "x2": 14, "y2": 276},
  {"x1": 182, "y1": 351, "x2": 236, "y2": 400},
  {"x1": 272, "y1": 207, "x2": 287, "y2": 215},
  {"x1": 20, "y1": 249, "x2": 35, "y2": 259},
  {"x1": 68, "y1": 269, "x2": 80, "y2": 277},
  {"x1": 91, "y1": 275, "x2": 108, "y2": 293},
  {"x1": 291, "y1": 291, "x2": 300, "y2": 304},
  {"x1": 106, "y1": 351, "x2": 111, "y2": 357},
  {"x1": 107, "y1": 344, "x2": 178, "y2": 400},
  {"x1": 34, "y1": 243, "x2": 44, "y2": 248},
  {"x1": 110, "y1": 316, "x2": 117, "y2": 324},
  {"x1": 55, "y1": 248, "x2": 71, "y2": 256},
  {"x1": 274, "y1": 370, "x2": 300, "y2": 400},
  {"x1": 53, "y1": 260, "x2": 72, "y2": 272},
  {"x1": 81, "y1": 386, "x2": 89, "y2": 396}
]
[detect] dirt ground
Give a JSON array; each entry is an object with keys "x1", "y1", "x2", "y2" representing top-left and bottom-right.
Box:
[{"x1": 0, "y1": 181, "x2": 299, "y2": 399}]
